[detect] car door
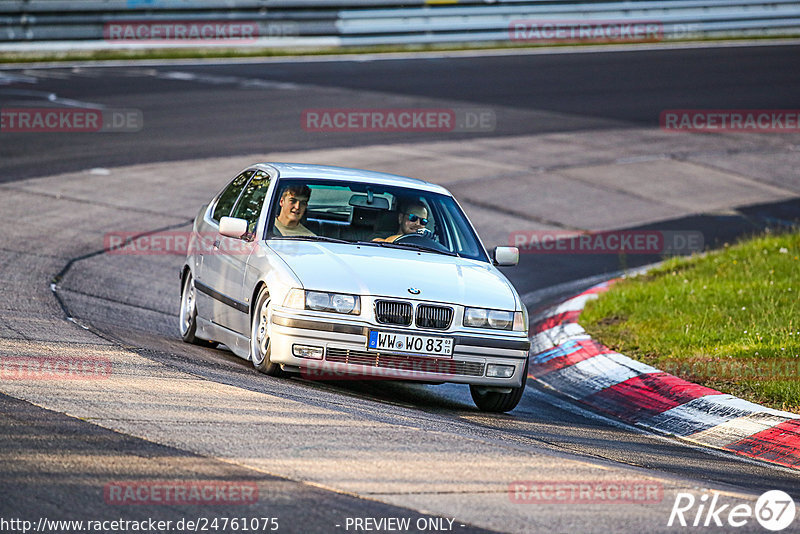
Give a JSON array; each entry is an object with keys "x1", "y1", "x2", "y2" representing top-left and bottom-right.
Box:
[
  {"x1": 203, "y1": 169, "x2": 272, "y2": 334},
  {"x1": 194, "y1": 169, "x2": 253, "y2": 321}
]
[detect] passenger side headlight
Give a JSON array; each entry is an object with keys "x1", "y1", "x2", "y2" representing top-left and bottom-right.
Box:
[
  {"x1": 463, "y1": 307, "x2": 525, "y2": 331},
  {"x1": 284, "y1": 288, "x2": 360, "y2": 315}
]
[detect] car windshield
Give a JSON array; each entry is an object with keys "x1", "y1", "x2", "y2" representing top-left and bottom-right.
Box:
[{"x1": 266, "y1": 179, "x2": 489, "y2": 262}]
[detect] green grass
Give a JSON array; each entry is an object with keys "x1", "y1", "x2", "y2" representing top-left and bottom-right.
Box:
[
  {"x1": 581, "y1": 229, "x2": 800, "y2": 413},
  {"x1": 2, "y1": 34, "x2": 798, "y2": 64},
  {"x1": 1, "y1": 41, "x2": 574, "y2": 64}
]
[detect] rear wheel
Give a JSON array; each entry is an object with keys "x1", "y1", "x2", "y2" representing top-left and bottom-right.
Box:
[
  {"x1": 250, "y1": 288, "x2": 283, "y2": 376},
  {"x1": 470, "y1": 359, "x2": 528, "y2": 413},
  {"x1": 179, "y1": 272, "x2": 218, "y2": 347}
]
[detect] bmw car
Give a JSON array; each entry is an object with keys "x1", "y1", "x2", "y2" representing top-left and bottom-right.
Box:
[{"x1": 179, "y1": 163, "x2": 530, "y2": 412}]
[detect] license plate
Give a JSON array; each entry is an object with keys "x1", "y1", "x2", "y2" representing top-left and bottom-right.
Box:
[{"x1": 367, "y1": 330, "x2": 453, "y2": 357}]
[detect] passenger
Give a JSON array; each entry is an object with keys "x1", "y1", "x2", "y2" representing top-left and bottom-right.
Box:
[
  {"x1": 274, "y1": 184, "x2": 315, "y2": 236},
  {"x1": 374, "y1": 202, "x2": 429, "y2": 243}
]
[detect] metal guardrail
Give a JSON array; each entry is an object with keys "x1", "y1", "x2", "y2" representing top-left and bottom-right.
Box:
[{"x1": 1, "y1": 0, "x2": 799, "y2": 48}]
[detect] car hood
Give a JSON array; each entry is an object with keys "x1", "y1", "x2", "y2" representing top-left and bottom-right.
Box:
[{"x1": 267, "y1": 241, "x2": 519, "y2": 310}]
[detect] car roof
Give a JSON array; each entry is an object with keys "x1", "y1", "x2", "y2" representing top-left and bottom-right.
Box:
[{"x1": 251, "y1": 162, "x2": 451, "y2": 195}]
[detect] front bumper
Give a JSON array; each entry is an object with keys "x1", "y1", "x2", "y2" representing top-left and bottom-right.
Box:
[{"x1": 269, "y1": 311, "x2": 530, "y2": 387}]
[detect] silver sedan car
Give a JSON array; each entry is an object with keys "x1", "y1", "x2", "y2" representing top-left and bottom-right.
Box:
[{"x1": 180, "y1": 163, "x2": 530, "y2": 412}]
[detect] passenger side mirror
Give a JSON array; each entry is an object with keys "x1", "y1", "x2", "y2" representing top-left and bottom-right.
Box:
[
  {"x1": 219, "y1": 216, "x2": 249, "y2": 239},
  {"x1": 493, "y1": 246, "x2": 519, "y2": 266}
]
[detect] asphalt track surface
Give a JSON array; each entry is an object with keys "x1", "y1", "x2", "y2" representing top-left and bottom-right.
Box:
[
  {"x1": 1, "y1": 43, "x2": 800, "y2": 533},
  {"x1": 2, "y1": 43, "x2": 800, "y2": 181}
]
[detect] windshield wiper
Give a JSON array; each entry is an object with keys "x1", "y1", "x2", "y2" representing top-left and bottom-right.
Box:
[
  {"x1": 271, "y1": 235, "x2": 350, "y2": 244},
  {"x1": 395, "y1": 242, "x2": 458, "y2": 257},
  {"x1": 356, "y1": 240, "x2": 458, "y2": 257}
]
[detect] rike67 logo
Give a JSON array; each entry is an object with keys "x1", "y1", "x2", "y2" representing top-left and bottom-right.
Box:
[{"x1": 668, "y1": 490, "x2": 796, "y2": 531}]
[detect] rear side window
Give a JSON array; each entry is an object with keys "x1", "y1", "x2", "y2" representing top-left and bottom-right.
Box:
[
  {"x1": 212, "y1": 170, "x2": 254, "y2": 223},
  {"x1": 230, "y1": 170, "x2": 271, "y2": 234}
]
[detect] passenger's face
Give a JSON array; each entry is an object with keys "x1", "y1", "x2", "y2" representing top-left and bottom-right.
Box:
[
  {"x1": 279, "y1": 192, "x2": 309, "y2": 226},
  {"x1": 399, "y1": 206, "x2": 428, "y2": 234}
]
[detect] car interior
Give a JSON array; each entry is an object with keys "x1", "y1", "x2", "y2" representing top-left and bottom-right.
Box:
[
  {"x1": 305, "y1": 205, "x2": 404, "y2": 241},
  {"x1": 267, "y1": 184, "x2": 436, "y2": 243}
]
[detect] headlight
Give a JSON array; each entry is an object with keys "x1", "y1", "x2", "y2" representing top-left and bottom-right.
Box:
[
  {"x1": 284, "y1": 289, "x2": 360, "y2": 315},
  {"x1": 306, "y1": 291, "x2": 331, "y2": 311},
  {"x1": 464, "y1": 307, "x2": 488, "y2": 326},
  {"x1": 464, "y1": 307, "x2": 525, "y2": 331},
  {"x1": 330, "y1": 293, "x2": 358, "y2": 314},
  {"x1": 488, "y1": 309, "x2": 513, "y2": 330}
]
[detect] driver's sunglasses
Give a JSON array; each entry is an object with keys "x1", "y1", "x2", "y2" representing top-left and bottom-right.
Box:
[{"x1": 406, "y1": 213, "x2": 428, "y2": 225}]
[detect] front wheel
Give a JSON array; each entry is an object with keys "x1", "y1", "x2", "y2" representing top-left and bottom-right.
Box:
[
  {"x1": 470, "y1": 359, "x2": 528, "y2": 413},
  {"x1": 250, "y1": 288, "x2": 283, "y2": 376}
]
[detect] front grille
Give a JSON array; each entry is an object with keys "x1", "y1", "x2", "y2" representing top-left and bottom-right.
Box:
[
  {"x1": 326, "y1": 348, "x2": 485, "y2": 377},
  {"x1": 415, "y1": 304, "x2": 453, "y2": 330},
  {"x1": 375, "y1": 300, "x2": 412, "y2": 326}
]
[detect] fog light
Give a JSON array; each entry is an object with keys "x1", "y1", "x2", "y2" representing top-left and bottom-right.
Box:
[
  {"x1": 293, "y1": 344, "x2": 323, "y2": 360},
  {"x1": 486, "y1": 363, "x2": 516, "y2": 378}
]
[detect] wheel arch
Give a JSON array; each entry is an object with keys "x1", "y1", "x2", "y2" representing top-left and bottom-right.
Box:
[
  {"x1": 250, "y1": 281, "x2": 269, "y2": 317},
  {"x1": 180, "y1": 264, "x2": 192, "y2": 287}
]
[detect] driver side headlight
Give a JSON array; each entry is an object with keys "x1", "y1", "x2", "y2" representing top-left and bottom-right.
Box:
[
  {"x1": 463, "y1": 307, "x2": 525, "y2": 331},
  {"x1": 284, "y1": 289, "x2": 360, "y2": 315}
]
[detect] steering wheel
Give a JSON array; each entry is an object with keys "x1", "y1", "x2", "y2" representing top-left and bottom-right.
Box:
[{"x1": 393, "y1": 229, "x2": 449, "y2": 252}]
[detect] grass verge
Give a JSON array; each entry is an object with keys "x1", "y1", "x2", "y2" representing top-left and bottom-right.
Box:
[
  {"x1": 1, "y1": 35, "x2": 798, "y2": 65},
  {"x1": 581, "y1": 229, "x2": 800, "y2": 413},
  {"x1": 2, "y1": 41, "x2": 577, "y2": 64}
]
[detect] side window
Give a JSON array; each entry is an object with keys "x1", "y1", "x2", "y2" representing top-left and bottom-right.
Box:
[
  {"x1": 230, "y1": 170, "x2": 271, "y2": 235},
  {"x1": 211, "y1": 170, "x2": 254, "y2": 223}
]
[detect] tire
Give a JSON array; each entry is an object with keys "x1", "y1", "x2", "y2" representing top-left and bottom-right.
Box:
[
  {"x1": 470, "y1": 358, "x2": 529, "y2": 413},
  {"x1": 250, "y1": 288, "x2": 283, "y2": 376},
  {"x1": 179, "y1": 271, "x2": 218, "y2": 347}
]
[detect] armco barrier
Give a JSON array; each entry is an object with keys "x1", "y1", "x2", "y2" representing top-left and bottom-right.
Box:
[{"x1": 1, "y1": 0, "x2": 800, "y2": 50}]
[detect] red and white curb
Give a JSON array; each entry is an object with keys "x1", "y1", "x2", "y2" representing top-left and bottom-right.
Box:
[{"x1": 528, "y1": 281, "x2": 800, "y2": 470}]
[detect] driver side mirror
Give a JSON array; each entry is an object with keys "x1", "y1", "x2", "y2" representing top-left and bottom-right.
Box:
[
  {"x1": 493, "y1": 246, "x2": 519, "y2": 266},
  {"x1": 219, "y1": 216, "x2": 249, "y2": 239}
]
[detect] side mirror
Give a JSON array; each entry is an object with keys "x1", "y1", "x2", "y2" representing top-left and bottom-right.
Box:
[
  {"x1": 219, "y1": 216, "x2": 249, "y2": 239},
  {"x1": 493, "y1": 246, "x2": 519, "y2": 266}
]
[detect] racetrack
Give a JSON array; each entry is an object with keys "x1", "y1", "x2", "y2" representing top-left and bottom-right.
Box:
[{"x1": 2, "y1": 43, "x2": 800, "y2": 533}]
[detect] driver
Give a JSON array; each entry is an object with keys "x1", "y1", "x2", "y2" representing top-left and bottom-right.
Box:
[
  {"x1": 374, "y1": 202, "x2": 429, "y2": 243},
  {"x1": 274, "y1": 184, "x2": 315, "y2": 236}
]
